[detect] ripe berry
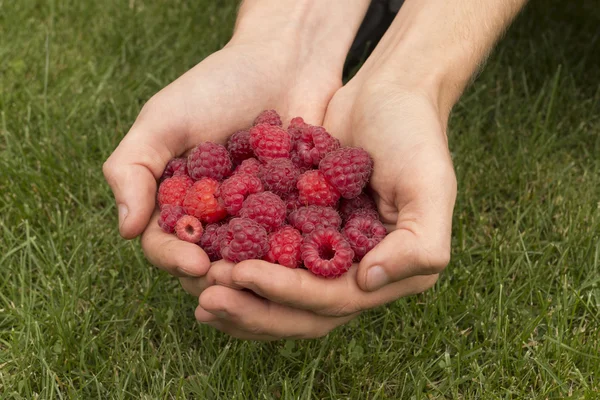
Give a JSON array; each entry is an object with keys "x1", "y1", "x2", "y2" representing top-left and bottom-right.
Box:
[
  {"x1": 294, "y1": 125, "x2": 340, "y2": 167},
  {"x1": 288, "y1": 206, "x2": 342, "y2": 235},
  {"x1": 227, "y1": 129, "x2": 254, "y2": 165},
  {"x1": 259, "y1": 158, "x2": 301, "y2": 197},
  {"x1": 297, "y1": 170, "x2": 340, "y2": 207},
  {"x1": 157, "y1": 205, "x2": 187, "y2": 234},
  {"x1": 319, "y1": 147, "x2": 373, "y2": 199},
  {"x1": 301, "y1": 228, "x2": 354, "y2": 278},
  {"x1": 239, "y1": 191, "x2": 286, "y2": 232},
  {"x1": 199, "y1": 223, "x2": 226, "y2": 261},
  {"x1": 157, "y1": 175, "x2": 194, "y2": 209},
  {"x1": 343, "y1": 215, "x2": 387, "y2": 260},
  {"x1": 161, "y1": 157, "x2": 188, "y2": 180},
  {"x1": 249, "y1": 123, "x2": 291, "y2": 163},
  {"x1": 175, "y1": 215, "x2": 204, "y2": 243},
  {"x1": 187, "y1": 142, "x2": 232, "y2": 181},
  {"x1": 264, "y1": 226, "x2": 303, "y2": 268},
  {"x1": 218, "y1": 173, "x2": 263, "y2": 216},
  {"x1": 253, "y1": 109, "x2": 282, "y2": 127},
  {"x1": 339, "y1": 193, "x2": 377, "y2": 221},
  {"x1": 183, "y1": 177, "x2": 227, "y2": 223},
  {"x1": 346, "y1": 208, "x2": 380, "y2": 222},
  {"x1": 219, "y1": 218, "x2": 269, "y2": 263}
]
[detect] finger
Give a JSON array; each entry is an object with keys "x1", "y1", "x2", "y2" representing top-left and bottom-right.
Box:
[
  {"x1": 201, "y1": 318, "x2": 278, "y2": 341},
  {"x1": 141, "y1": 211, "x2": 211, "y2": 277},
  {"x1": 179, "y1": 260, "x2": 240, "y2": 296},
  {"x1": 358, "y1": 153, "x2": 457, "y2": 291},
  {"x1": 199, "y1": 286, "x2": 351, "y2": 339},
  {"x1": 232, "y1": 260, "x2": 438, "y2": 316}
]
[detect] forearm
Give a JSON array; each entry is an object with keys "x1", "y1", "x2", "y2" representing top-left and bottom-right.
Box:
[
  {"x1": 362, "y1": 0, "x2": 528, "y2": 116},
  {"x1": 231, "y1": 0, "x2": 371, "y2": 75}
]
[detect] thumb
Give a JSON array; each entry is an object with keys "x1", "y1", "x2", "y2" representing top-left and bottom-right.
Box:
[{"x1": 103, "y1": 103, "x2": 186, "y2": 239}]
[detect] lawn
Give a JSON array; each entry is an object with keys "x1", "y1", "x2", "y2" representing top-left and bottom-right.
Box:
[{"x1": 0, "y1": 1, "x2": 599, "y2": 398}]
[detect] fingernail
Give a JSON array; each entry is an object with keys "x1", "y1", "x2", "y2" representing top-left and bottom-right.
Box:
[
  {"x1": 118, "y1": 204, "x2": 128, "y2": 228},
  {"x1": 366, "y1": 266, "x2": 389, "y2": 291}
]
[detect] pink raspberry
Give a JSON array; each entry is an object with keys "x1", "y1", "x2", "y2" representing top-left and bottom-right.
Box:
[
  {"x1": 161, "y1": 157, "x2": 188, "y2": 180},
  {"x1": 287, "y1": 117, "x2": 308, "y2": 141},
  {"x1": 339, "y1": 193, "x2": 377, "y2": 221},
  {"x1": 157, "y1": 175, "x2": 193, "y2": 209},
  {"x1": 294, "y1": 125, "x2": 340, "y2": 167},
  {"x1": 346, "y1": 208, "x2": 380, "y2": 222},
  {"x1": 227, "y1": 129, "x2": 254, "y2": 165},
  {"x1": 343, "y1": 215, "x2": 387, "y2": 260},
  {"x1": 288, "y1": 206, "x2": 342, "y2": 235},
  {"x1": 253, "y1": 109, "x2": 282, "y2": 127},
  {"x1": 239, "y1": 191, "x2": 286, "y2": 232},
  {"x1": 283, "y1": 191, "x2": 302, "y2": 215},
  {"x1": 290, "y1": 149, "x2": 312, "y2": 171},
  {"x1": 264, "y1": 226, "x2": 303, "y2": 268},
  {"x1": 219, "y1": 218, "x2": 269, "y2": 263},
  {"x1": 233, "y1": 158, "x2": 262, "y2": 177},
  {"x1": 183, "y1": 177, "x2": 227, "y2": 223},
  {"x1": 249, "y1": 124, "x2": 291, "y2": 163},
  {"x1": 187, "y1": 142, "x2": 232, "y2": 181},
  {"x1": 259, "y1": 158, "x2": 301, "y2": 197},
  {"x1": 297, "y1": 170, "x2": 340, "y2": 207},
  {"x1": 175, "y1": 215, "x2": 204, "y2": 243},
  {"x1": 199, "y1": 223, "x2": 226, "y2": 261},
  {"x1": 218, "y1": 173, "x2": 263, "y2": 216},
  {"x1": 301, "y1": 228, "x2": 354, "y2": 278},
  {"x1": 157, "y1": 205, "x2": 187, "y2": 234},
  {"x1": 319, "y1": 147, "x2": 373, "y2": 199}
]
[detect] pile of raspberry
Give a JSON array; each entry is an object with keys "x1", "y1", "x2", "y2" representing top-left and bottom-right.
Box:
[{"x1": 156, "y1": 110, "x2": 387, "y2": 278}]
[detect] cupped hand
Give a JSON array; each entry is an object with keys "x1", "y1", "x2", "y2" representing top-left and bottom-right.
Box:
[
  {"x1": 103, "y1": 41, "x2": 340, "y2": 280},
  {"x1": 191, "y1": 74, "x2": 457, "y2": 340}
]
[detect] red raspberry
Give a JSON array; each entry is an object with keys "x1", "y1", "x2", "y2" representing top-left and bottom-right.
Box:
[
  {"x1": 290, "y1": 149, "x2": 312, "y2": 171},
  {"x1": 219, "y1": 218, "x2": 269, "y2": 263},
  {"x1": 297, "y1": 170, "x2": 340, "y2": 207},
  {"x1": 183, "y1": 177, "x2": 227, "y2": 223},
  {"x1": 283, "y1": 191, "x2": 302, "y2": 215},
  {"x1": 249, "y1": 124, "x2": 291, "y2": 163},
  {"x1": 294, "y1": 125, "x2": 340, "y2": 167},
  {"x1": 343, "y1": 215, "x2": 387, "y2": 260},
  {"x1": 187, "y1": 142, "x2": 232, "y2": 181},
  {"x1": 319, "y1": 147, "x2": 373, "y2": 199},
  {"x1": 218, "y1": 173, "x2": 263, "y2": 216},
  {"x1": 259, "y1": 158, "x2": 301, "y2": 197},
  {"x1": 157, "y1": 205, "x2": 187, "y2": 234},
  {"x1": 175, "y1": 215, "x2": 204, "y2": 243},
  {"x1": 346, "y1": 208, "x2": 380, "y2": 222},
  {"x1": 161, "y1": 157, "x2": 188, "y2": 180},
  {"x1": 288, "y1": 206, "x2": 342, "y2": 235},
  {"x1": 339, "y1": 193, "x2": 377, "y2": 221},
  {"x1": 227, "y1": 129, "x2": 254, "y2": 165},
  {"x1": 233, "y1": 158, "x2": 262, "y2": 177},
  {"x1": 199, "y1": 223, "x2": 226, "y2": 261},
  {"x1": 264, "y1": 226, "x2": 303, "y2": 268},
  {"x1": 253, "y1": 109, "x2": 282, "y2": 127},
  {"x1": 301, "y1": 228, "x2": 354, "y2": 278},
  {"x1": 239, "y1": 191, "x2": 286, "y2": 232},
  {"x1": 157, "y1": 175, "x2": 193, "y2": 209},
  {"x1": 287, "y1": 117, "x2": 308, "y2": 141}
]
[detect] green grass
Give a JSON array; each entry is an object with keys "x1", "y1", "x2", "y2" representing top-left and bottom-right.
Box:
[{"x1": 1, "y1": 1, "x2": 599, "y2": 398}]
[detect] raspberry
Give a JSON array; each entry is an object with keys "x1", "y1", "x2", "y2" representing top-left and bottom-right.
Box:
[
  {"x1": 297, "y1": 170, "x2": 340, "y2": 207},
  {"x1": 343, "y1": 215, "x2": 387, "y2": 260},
  {"x1": 264, "y1": 226, "x2": 303, "y2": 268},
  {"x1": 218, "y1": 173, "x2": 263, "y2": 216},
  {"x1": 187, "y1": 142, "x2": 232, "y2": 181},
  {"x1": 259, "y1": 158, "x2": 301, "y2": 197},
  {"x1": 294, "y1": 125, "x2": 340, "y2": 167},
  {"x1": 233, "y1": 158, "x2": 262, "y2": 177},
  {"x1": 239, "y1": 191, "x2": 286, "y2": 232},
  {"x1": 287, "y1": 117, "x2": 308, "y2": 141},
  {"x1": 175, "y1": 215, "x2": 204, "y2": 243},
  {"x1": 157, "y1": 175, "x2": 194, "y2": 209},
  {"x1": 183, "y1": 177, "x2": 227, "y2": 223},
  {"x1": 288, "y1": 206, "x2": 342, "y2": 235},
  {"x1": 219, "y1": 218, "x2": 269, "y2": 263},
  {"x1": 301, "y1": 228, "x2": 354, "y2": 278},
  {"x1": 346, "y1": 208, "x2": 380, "y2": 222},
  {"x1": 161, "y1": 157, "x2": 188, "y2": 180},
  {"x1": 199, "y1": 223, "x2": 226, "y2": 261},
  {"x1": 339, "y1": 193, "x2": 377, "y2": 221},
  {"x1": 157, "y1": 205, "x2": 187, "y2": 234},
  {"x1": 290, "y1": 149, "x2": 312, "y2": 171},
  {"x1": 253, "y1": 109, "x2": 282, "y2": 127},
  {"x1": 227, "y1": 130, "x2": 254, "y2": 165},
  {"x1": 319, "y1": 147, "x2": 373, "y2": 199},
  {"x1": 249, "y1": 124, "x2": 291, "y2": 163},
  {"x1": 283, "y1": 191, "x2": 302, "y2": 215}
]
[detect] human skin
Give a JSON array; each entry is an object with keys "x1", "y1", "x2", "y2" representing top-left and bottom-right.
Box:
[{"x1": 104, "y1": 0, "x2": 528, "y2": 340}]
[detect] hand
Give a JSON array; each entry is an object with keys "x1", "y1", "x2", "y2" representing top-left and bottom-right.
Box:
[{"x1": 191, "y1": 72, "x2": 457, "y2": 340}]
